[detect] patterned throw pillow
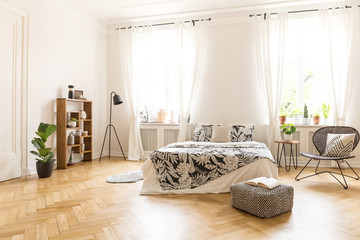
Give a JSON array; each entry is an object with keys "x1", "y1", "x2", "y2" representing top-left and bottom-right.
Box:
[
  {"x1": 230, "y1": 124, "x2": 254, "y2": 142},
  {"x1": 193, "y1": 125, "x2": 213, "y2": 142},
  {"x1": 323, "y1": 133, "x2": 355, "y2": 157}
]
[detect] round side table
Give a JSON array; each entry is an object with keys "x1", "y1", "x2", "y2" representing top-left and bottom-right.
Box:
[{"x1": 274, "y1": 140, "x2": 299, "y2": 171}]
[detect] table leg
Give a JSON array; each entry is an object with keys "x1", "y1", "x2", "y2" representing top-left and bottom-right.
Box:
[
  {"x1": 282, "y1": 144, "x2": 288, "y2": 171},
  {"x1": 289, "y1": 144, "x2": 294, "y2": 171}
]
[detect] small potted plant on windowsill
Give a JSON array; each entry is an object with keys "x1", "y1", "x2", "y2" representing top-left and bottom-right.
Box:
[
  {"x1": 313, "y1": 111, "x2": 320, "y2": 125},
  {"x1": 322, "y1": 103, "x2": 331, "y2": 125},
  {"x1": 279, "y1": 112, "x2": 287, "y2": 125},
  {"x1": 303, "y1": 104, "x2": 311, "y2": 125},
  {"x1": 280, "y1": 123, "x2": 296, "y2": 141},
  {"x1": 30, "y1": 122, "x2": 57, "y2": 178}
]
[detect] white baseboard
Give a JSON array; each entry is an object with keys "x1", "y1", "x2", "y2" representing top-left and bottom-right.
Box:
[
  {"x1": 94, "y1": 151, "x2": 128, "y2": 159},
  {"x1": 0, "y1": 169, "x2": 21, "y2": 182}
]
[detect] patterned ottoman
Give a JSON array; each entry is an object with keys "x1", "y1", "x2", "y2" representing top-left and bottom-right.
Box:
[{"x1": 230, "y1": 182, "x2": 294, "y2": 218}]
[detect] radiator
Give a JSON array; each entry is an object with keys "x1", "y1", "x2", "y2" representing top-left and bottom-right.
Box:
[{"x1": 140, "y1": 123, "x2": 180, "y2": 154}]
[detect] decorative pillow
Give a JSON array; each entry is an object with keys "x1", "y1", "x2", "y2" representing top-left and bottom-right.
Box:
[
  {"x1": 323, "y1": 133, "x2": 355, "y2": 157},
  {"x1": 193, "y1": 124, "x2": 213, "y2": 142},
  {"x1": 230, "y1": 124, "x2": 254, "y2": 142},
  {"x1": 211, "y1": 126, "x2": 231, "y2": 142}
]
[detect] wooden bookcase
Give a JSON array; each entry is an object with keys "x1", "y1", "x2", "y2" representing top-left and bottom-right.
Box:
[{"x1": 56, "y1": 98, "x2": 92, "y2": 169}]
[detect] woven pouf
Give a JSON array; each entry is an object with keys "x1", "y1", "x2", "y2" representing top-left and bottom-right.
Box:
[{"x1": 230, "y1": 182, "x2": 294, "y2": 218}]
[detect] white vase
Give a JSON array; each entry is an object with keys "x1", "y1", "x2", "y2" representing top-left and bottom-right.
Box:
[
  {"x1": 80, "y1": 110, "x2": 87, "y2": 119},
  {"x1": 284, "y1": 134, "x2": 292, "y2": 141}
]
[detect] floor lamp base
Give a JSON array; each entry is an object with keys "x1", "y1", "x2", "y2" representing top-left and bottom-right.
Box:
[{"x1": 99, "y1": 124, "x2": 126, "y2": 162}]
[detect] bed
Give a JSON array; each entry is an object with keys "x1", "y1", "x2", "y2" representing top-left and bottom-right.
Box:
[{"x1": 140, "y1": 141, "x2": 278, "y2": 195}]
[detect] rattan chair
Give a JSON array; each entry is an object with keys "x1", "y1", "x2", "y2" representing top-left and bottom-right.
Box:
[{"x1": 295, "y1": 126, "x2": 360, "y2": 189}]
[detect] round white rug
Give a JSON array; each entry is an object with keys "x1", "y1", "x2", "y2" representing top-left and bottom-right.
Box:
[{"x1": 106, "y1": 170, "x2": 143, "y2": 183}]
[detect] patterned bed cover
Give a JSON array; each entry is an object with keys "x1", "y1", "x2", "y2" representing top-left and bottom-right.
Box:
[{"x1": 149, "y1": 141, "x2": 275, "y2": 190}]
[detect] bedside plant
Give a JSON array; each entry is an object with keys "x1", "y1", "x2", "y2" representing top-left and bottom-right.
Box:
[
  {"x1": 280, "y1": 124, "x2": 296, "y2": 141},
  {"x1": 30, "y1": 122, "x2": 57, "y2": 178}
]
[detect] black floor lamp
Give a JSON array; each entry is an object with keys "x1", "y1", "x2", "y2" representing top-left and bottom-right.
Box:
[{"x1": 99, "y1": 91, "x2": 126, "y2": 161}]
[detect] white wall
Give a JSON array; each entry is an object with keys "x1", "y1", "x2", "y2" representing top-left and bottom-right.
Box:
[
  {"x1": 106, "y1": 20, "x2": 268, "y2": 156},
  {"x1": 191, "y1": 22, "x2": 267, "y2": 143},
  {"x1": 1, "y1": 0, "x2": 107, "y2": 174},
  {"x1": 106, "y1": 33, "x2": 131, "y2": 156}
]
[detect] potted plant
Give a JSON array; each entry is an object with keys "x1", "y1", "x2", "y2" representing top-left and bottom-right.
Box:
[
  {"x1": 290, "y1": 108, "x2": 302, "y2": 125},
  {"x1": 30, "y1": 122, "x2": 57, "y2": 178},
  {"x1": 313, "y1": 111, "x2": 320, "y2": 125},
  {"x1": 279, "y1": 112, "x2": 287, "y2": 125},
  {"x1": 280, "y1": 123, "x2": 296, "y2": 141},
  {"x1": 322, "y1": 103, "x2": 331, "y2": 124},
  {"x1": 303, "y1": 104, "x2": 311, "y2": 125},
  {"x1": 69, "y1": 117, "x2": 78, "y2": 128}
]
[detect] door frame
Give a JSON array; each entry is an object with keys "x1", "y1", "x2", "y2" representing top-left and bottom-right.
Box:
[{"x1": 0, "y1": 2, "x2": 29, "y2": 177}]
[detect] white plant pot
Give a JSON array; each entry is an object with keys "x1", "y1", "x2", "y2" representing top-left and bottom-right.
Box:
[
  {"x1": 284, "y1": 134, "x2": 292, "y2": 141},
  {"x1": 69, "y1": 121, "x2": 77, "y2": 128}
]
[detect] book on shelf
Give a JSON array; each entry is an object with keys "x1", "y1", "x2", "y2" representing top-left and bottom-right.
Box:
[{"x1": 245, "y1": 177, "x2": 281, "y2": 189}]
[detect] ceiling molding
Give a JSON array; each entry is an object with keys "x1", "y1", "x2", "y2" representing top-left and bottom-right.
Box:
[{"x1": 105, "y1": 0, "x2": 346, "y2": 25}]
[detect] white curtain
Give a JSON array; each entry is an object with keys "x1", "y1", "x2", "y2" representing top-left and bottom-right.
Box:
[
  {"x1": 119, "y1": 27, "x2": 152, "y2": 160},
  {"x1": 254, "y1": 13, "x2": 288, "y2": 152},
  {"x1": 176, "y1": 22, "x2": 207, "y2": 142},
  {"x1": 320, "y1": 7, "x2": 360, "y2": 126}
]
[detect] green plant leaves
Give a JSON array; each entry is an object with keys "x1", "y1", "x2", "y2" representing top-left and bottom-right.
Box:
[
  {"x1": 280, "y1": 124, "x2": 296, "y2": 135},
  {"x1": 38, "y1": 148, "x2": 52, "y2": 157},
  {"x1": 30, "y1": 150, "x2": 41, "y2": 157},
  {"x1": 36, "y1": 122, "x2": 57, "y2": 141},
  {"x1": 31, "y1": 138, "x2": 45, "y2": 149},
  {"x1": 30, "y1": 122, "x2": 57, "y2": 163}
]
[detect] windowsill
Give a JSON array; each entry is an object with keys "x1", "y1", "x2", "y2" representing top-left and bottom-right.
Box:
[
  {"x1": 291, "y1": 124, "x2": 333, "y2": 127},
  {"x1": 140, "y1": 122, "x2": 180, "y2": 126}
]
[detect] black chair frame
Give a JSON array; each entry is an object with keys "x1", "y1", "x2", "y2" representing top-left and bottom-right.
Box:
[{"x1": 295, "y1": 126, "x2": 360, "y2": 189}]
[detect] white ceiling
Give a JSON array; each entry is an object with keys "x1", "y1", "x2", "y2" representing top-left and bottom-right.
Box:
[{"x1": 75, "y1": 0, "x2": 339, "y2": 23}]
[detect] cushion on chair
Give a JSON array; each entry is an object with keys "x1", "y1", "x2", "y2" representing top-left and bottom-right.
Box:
[
  {"x1": 323, "y1": 134, "x2": 355, "y2": 157},
  {"x1": 230, "y1": 182, "x2": 294, "y2": 218}
]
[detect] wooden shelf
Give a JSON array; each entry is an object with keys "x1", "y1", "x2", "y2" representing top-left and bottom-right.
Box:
[
  {"x1": 62, "y1": 98, "x2": 91, "y2": 103},
  {"x1": 67, "y1": 144, "x2": 81, "y2": 148},
  {"x1": 75, "y1": 135, "x2": 92, "y2": 138},
  {"x1": 66, "y1": 127, "x2": 81, "y2": 130},
  {"x1": 80, "y1": 150, "x2": 92, "y2": 154},
  {"x1": 57, "y1": 98, "x2": 93, "y2": 169}
]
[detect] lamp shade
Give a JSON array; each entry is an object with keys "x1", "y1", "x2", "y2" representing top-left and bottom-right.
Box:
[{"x1": 113, "y1": 93, "x2": 123, "y2": 105}]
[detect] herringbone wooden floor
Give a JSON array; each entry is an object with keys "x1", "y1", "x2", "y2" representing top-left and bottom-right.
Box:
[{"x1": 1, "y1": 157, "x2": 360, "y2": 240}]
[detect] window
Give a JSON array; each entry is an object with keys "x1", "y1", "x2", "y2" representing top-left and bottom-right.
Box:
[
  {"x1": 281, "y1": 18, "x2": 329, "y2": 121},
  {"x1": 140, "y1": 29, "x2": 178, "y2": 115}
]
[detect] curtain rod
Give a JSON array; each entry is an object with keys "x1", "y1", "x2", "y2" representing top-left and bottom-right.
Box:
[
  {"x1": 249, "y1": 4, "x2": 359, "y2": 18},
  {"x1": 115, "y1": 18, "x2": 212, "y2": 30}
]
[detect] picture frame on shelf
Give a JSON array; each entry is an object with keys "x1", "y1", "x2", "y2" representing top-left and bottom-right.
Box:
[{"x1": 74, "y1": 90, "x2": 86, "y2": 100}]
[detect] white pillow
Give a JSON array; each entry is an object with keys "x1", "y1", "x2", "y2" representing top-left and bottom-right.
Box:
[
  {"x1": 323, "y1": 133, "x2": 355, "y2": 157},
  {"x1": 211, "y1": 126, "x2": 231, "y2": 142}
]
